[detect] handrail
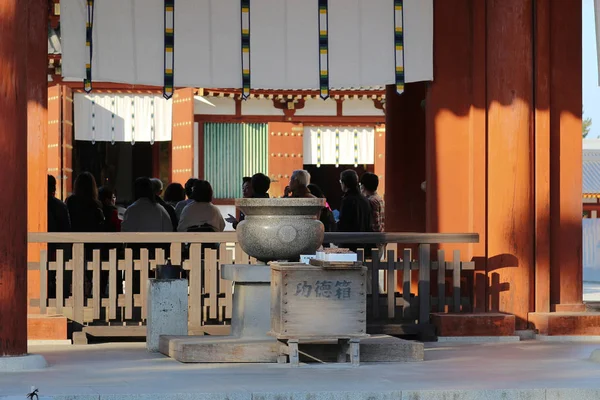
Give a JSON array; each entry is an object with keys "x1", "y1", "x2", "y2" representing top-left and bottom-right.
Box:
[{"x1": 28, "y1": 231, "x2": 479, "y2": 244}]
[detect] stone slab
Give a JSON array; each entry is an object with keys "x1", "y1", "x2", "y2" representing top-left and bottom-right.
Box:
[
  {"x1": 221, "y1": 264, "x2": 271, "y2": 282},
  {"x1": 147, "y1": 279, "x2": 188, "y2": 352},
  {"x1": 160, "y1": 334, "x2": 423, "y2": 363},
  {"x1": 437, "y1": 336, "x2": 520, "y2": 343},
  {"x1": 528, "y1": 312, "x2": 600, "y2": 335},
  {"x1": 431, "y1": 313, "x2": 516, "y2": 336},
  {"x1": 0, "y1": 354, "x2": 47, "y2": 372},
  {"x1": 27, "y1": 314, "x2": 68, "y2": 340},
  {"x1": 160, "y1": 336, "x2": 280, "y2": 363}
]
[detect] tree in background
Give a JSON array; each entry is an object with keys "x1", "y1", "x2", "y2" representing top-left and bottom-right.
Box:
[{"x1": 584, "y1": 109, "x2": 592, "y2": 138}]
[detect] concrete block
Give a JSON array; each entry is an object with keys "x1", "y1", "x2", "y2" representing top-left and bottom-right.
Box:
[
  {"x1": 401, "y1": 389, "x2": 545, "y2": 400},
  {"x1": 147, "y1": 279, "x2": 188, "y2": 352},
  {"x1": 0, "y1": 354, "x2": 47, "y2": 371},
  {"x1": 436, "y1": 336, "x2": 520, "y2": 343},
  {"x1": 546, "y1": 389, "x2": 600, "y2": 400}
]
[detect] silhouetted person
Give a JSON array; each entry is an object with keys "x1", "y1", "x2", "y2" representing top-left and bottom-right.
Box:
[
  {"x1": 178, "y1": 180, "x2": 225, "y2": 232},
  {"x1": 47, "y1": 175, "x2": 71, "y2": 298},
  {"x1": 175, "y1": 178, "x2": 199, "y2": 219},
  {"x1": 338, "y1": 169, "x2": 372, "y2": 253},
  {"x1": 226, "y1": 176, "x2": 255, "y2": 228},
  {"x1": 122, "y1": 177, "x2": 172, "y2": 233},
  {"x1": 251, "y1": 173, "x2": 271, "y2": 198},
  {"x1": 151, "y1": 178, "x2": 177, "y2": 231},
  {"x1": 98, "y1": 187, "x2": 121, "y2": 232},
  {"x1": 66, "y1": 172, "x2": 104, "y2": 233},
  {"x1": 361, "y1": 172, "x2": 385, "y2": 258},
  {"x1": 308, "y1": 183, "x2": 336, "y2": 234},
  {"x1": 48, "y1": 175, "x2": 71, "y2": 234},
  {"x1": 164, "y1": 182, "x2": 185, "y2": 208}
]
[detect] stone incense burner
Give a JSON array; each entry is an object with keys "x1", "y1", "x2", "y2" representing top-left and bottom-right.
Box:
[{"x1": 235, "y1": 198, "x2": 325, "y2": 262}]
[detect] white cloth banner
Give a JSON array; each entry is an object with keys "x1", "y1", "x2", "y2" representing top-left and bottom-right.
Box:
[
  {"x1": 62, "y1": 0, "x2": 433, "y2": 89},
  {"x1": 74, "y1": 93, "x2": 172, "y2": 142},
  {"x1": 303, "y1": 126, "x2": 374, "y2": 165}
]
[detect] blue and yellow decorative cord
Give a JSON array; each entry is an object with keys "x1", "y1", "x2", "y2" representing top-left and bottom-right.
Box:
[
  {"x1": 163, "y1": 0, "x2": 175, "y2": 99},
  {"x1": 84, "y1": 0, "x2": 95, "y2": 93},
  {"x1": 241, "y1": 0, "x2": 251, "y2": 100},
  {"x1": 318, "y1": 0, "x2": 329, "y2": 100},
  {"x1": 317, "y1": 129, "x2": 322, "y2": 168},
  {"x1": 394, "y1": 0, "x2": 405, "y2": 95},
  {"x1": 353, "y1": 129, "x2": 359, "y2": 167}
]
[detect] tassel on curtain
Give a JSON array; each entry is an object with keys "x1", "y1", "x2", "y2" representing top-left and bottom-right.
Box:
[
  {"x1": 163, "y1": 0, "x2": 175, "y2": 99},
  {"x1": 241, "y1": 0, "x2": 251, "y2": 100},
  {"x1": 84, "y1": 0, "x2": 95, "y2": 93},
  {"x1": 394, "y1": 0, "x2": 405, "y2": 95},
  {"x1": 318, "y1": 0, "x2": 329, "y2": 100}
]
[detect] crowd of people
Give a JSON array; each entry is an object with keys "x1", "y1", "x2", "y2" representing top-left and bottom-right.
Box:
[
  {"x1": 47, "y1": 168, "x2": 385, "y2": 296},
  {"x1": 49, "y1": 168, "x2": 385, "y2": 242}
]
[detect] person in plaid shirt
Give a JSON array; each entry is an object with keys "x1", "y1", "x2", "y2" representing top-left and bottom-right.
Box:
[
  {"x1": 360, "y1": 172, "x2": 385, "y2": 233},
  {"x1": 360, "y1": 172, "x2": 385, "y2": 260}
]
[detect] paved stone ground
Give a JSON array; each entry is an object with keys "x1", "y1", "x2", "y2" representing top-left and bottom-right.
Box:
[{"x1": 2, "y1": 341, "x2": 600, "y2": 399}]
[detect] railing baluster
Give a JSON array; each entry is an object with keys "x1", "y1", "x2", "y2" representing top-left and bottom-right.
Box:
[
  {"x1": 170, "y1": 243, "x2": 182, "y2": 266},
  {"x1": 402, "y1": 249, "x2": 411, "y2": 319},
  {"x1": 368, "y1": 249, "x2": 379, "y2": 319},
  {"x1": 437, "y1": 249, "x2": 446, "y2": 312},
  {"x1": 72, "y1": 243, "x2": 85, "y2": 324},
  {"x1": 387, "y1": 249, "x2": 395, "y2": 319},
  {"x1": 222, "y1": 247, "x2": 234, "y2": 320},
  {"x1": 418, "y1": 244, "x2": 431, "y2": 324},
  {"x1": 453, "y1": 249, "x2": 461, "y2": 312},
  {"x1": 56, "y1": 249, "x2": 64, "y2": 314},
  {"x1": 140, "y1": 249, "x2": 149, "y2": 321},
  {"x1": 109, "y1": 249, "x2": 117, "y2": 320},
  {"x1": 206, "y1": 249, "x2": 218, "y2": 320},
  {"x1": 124, "y1": 248, "x2": 133, "y2": 320},
  {"x1": 92, "y1": 249, "x2": 101, "y2": 320},
  {"x1": 40, "y1": 249, "x2": 48, "y2": 314},
  {"x1": 188, "y1": 244, "x2": 202, "y2": 328}
]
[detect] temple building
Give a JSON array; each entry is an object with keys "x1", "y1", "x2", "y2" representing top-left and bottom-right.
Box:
[{"x1": 0, "y1": 0, "x2": 589, "y2": 357}]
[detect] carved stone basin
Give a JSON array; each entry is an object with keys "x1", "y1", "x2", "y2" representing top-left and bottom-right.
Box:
[{"x1": 235, "y1": 198, "x2": 325, "y2": 262}]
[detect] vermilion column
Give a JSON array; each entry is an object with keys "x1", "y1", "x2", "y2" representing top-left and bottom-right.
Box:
[
  {"x1": 549, "y1": 0, "x2": 584, "y2": 311},
  {"x1": 486, "y1": 0, "x2": 535, "y2": 329},
  {"x1": 0, "y1": 0, "x2": 28, "y2": 356},
  {"x1": 384, "y1": 83, "x2": 426, "y2": 233},
  {"x1": 426, "y1": 0, "x2": 487, "y2": 311}
]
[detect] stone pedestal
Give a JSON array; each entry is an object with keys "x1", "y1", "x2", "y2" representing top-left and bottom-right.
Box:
[
  {"x1": 160, "y1": 264, "x2": 279, "y2": 362},
  {"x1": 147, "y1": 279, "x2": 188, "y2": 352}
]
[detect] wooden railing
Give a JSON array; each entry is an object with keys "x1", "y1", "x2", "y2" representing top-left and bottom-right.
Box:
[{"x1": 28, "y1": 232, "x2": 478, "y2": 337}]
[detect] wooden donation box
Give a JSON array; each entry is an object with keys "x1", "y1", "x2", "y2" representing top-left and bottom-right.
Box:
[{"x1": 270, "y1": 261, "x2": 367, "y2": 340}]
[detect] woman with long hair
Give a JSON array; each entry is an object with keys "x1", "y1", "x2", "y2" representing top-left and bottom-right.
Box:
[{"x1": 66, "y1": 172, "x2": 105, "y2": 232}]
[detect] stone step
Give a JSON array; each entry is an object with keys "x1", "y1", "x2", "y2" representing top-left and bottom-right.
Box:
[
  {"x1": 528, "y1": 312, "x2": 600, "y2": 335},
  {"x1": 161, "y1": 334, "x2": 424, "y2": 363},
  {"x1": 27, "y1": 314, "x2": 68, "y2": 340},
  {"x1": 431, "y1": 312, "x2": 516, "y2": 336}
]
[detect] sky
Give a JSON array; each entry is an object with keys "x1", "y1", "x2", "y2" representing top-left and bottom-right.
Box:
[{"x1": 584, "y1": 0, "x2": 600, "y2": 138}]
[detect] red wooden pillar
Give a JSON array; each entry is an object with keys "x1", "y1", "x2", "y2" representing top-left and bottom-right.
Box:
[
  {"x1": 426, "y1": 0, "x2": 487, "y2": 311},
  {"x1": 171, "y1": 88, "x2": 195, "y2": 184},
  {"x1": 486, "y1": 0, "x2": 535, "y2": 329},
  {"x1": 268, "y1": 122, "x2": 304, "y2": 198},
  {"x1": 373, "y1": 124, "x2": 386, "y2": 197},
  {"x1": 384, "y1": 83, "x2": 426, "y2": 233},
  {"x1": 26, "y1": 0, "x2": 49, "y2": 318},
  {"x1": 549, "y1": 0, "x2": 584, "y2": 311},
  {"x1": 61, "y1": 86, "x2": 74, "y2": 198},
  {"x1": 0, "y1": 0, "x2": 28, "y2": 356}
]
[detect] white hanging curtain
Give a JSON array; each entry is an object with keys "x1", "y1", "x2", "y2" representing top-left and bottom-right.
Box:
[
  {"x1": 61, "y1": 0, "x2": 433, "y2": 89},
  {"x1": 303, "y1": 126, "x2": 374, "y2": 166},
  {"x1": 73, "y1": 93, "x2": 172, "y2": 143}
]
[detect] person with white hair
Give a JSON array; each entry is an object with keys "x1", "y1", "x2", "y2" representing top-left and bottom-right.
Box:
[{"x1": 284, "y1": 169, "x2": 316, "y2": 198}]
